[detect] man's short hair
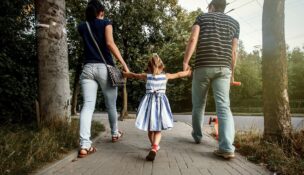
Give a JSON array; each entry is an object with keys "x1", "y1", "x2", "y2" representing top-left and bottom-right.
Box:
[{"x1": 209, "y1": 0, "x2": 226, "y2": 12}]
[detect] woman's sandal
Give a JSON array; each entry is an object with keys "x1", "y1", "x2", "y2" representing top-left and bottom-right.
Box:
[
  {"x1": 78, "y1": 147, "x2": 97, "y2": 158},
  {"x1": 112, "y1": 131, "x2": 124, "y2": 143},
  {"x1": 146, "y1": 144, "x2": 158, "y2": 161}
]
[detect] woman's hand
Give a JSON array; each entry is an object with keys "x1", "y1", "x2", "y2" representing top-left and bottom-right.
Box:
[
  {"x1": 123, "y1": 65, "x2": 130, "y2": 73},
  {"x1": 122, "y1": 71, "x2": 129, "y2": 78}
]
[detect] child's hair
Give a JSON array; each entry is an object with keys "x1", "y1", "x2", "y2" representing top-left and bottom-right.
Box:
[{"x1": 146, "y1": 53, "x2": 165, "y2": 75}]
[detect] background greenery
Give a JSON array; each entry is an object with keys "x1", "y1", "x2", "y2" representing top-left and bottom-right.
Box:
[{"x1": 1, "y1": 0, "x2": 304, "y2": 124}]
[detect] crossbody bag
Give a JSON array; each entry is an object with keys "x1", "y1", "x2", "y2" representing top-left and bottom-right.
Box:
[{"x1": 86, "y1": 21, "x2": 125, "y2": 87}]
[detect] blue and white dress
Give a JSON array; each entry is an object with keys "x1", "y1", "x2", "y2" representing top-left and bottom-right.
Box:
[{"x1": 135, "y1": 74, "x2": 173, "y2": 131}]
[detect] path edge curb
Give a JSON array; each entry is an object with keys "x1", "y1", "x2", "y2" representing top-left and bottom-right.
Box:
[{"x1": 33, "y1": 132, "x2": 106, "y2": 175}]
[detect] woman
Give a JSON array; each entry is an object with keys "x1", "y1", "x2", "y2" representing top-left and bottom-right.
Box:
[{"x1": 77, "y1": 0, "x2": 129, "y2": 158}]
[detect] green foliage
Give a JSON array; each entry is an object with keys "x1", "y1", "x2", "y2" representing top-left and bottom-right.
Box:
[
  {"x1": 2, "y1": 0, "x2": 302, "y2": 120},
  {"x1": 66, "y1": 0, "x2": 86, "y2": 70},
  {"x1": 288, "y1": 47, "x2": 304, "y2": 100},
  {"x1": 230, "y1": 45, "x2": 304, "y2": 113},
  {"x1": 287, "y1": 47, "x2": 304, "y2": 113},
  {"x1": 65, "y1": 1, "x2": 303, "y2": 113},
  {"x1": 0, "y1": 0, "x2": 37, "y2": 123}
]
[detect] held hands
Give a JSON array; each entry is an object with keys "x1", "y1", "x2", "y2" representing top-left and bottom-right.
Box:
[
  {"x1": 183, "y1": 63, "x2": 190, "y2": 71},
  {"x1": 184, "y1": 66, "x2": 192, "y2": 77},
  {"x1": 123, "y1": 65, "x2": 130, "y2": 73},
  {"x1": 122, "y1": 71, "x2": 130, "y2": 78}
]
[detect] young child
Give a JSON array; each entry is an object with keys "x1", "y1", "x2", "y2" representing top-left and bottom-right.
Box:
[{"x1": 123, "y1": 53, "x2": 191, "y2": 161}]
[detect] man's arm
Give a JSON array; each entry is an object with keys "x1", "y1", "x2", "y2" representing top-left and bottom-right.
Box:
[
  {"x1": 183, "y1": 25, "x2": 200, "y2": 71},
  {"x1": 231, "y1": 38, "x2": 238, "y2": 83}
]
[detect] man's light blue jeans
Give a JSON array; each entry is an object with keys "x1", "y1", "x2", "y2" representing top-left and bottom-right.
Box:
[
  {"x1": 79, "y1": 63, "x2": 119, "y2": 149},
  {"x1": 192, "y1": 67, "x2": 235, "y2": 153}
]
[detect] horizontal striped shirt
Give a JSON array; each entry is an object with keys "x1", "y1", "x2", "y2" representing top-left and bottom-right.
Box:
[{"x1": 194, "y1": 12, "x2": 240, "y2": 69}]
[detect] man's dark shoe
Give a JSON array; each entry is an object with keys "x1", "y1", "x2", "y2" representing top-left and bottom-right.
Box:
[
  {"x1": 213, "y1": 149, "x2": 235, "y2": 159},
  {"x1": 191, "y1": 131, "x2": 201, "y2": 144}
]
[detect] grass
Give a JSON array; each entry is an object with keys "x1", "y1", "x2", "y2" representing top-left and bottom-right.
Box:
[
  {"x1": 235, "y1": 130, "x2": 304, "y2": 175},
  {"x1": 0, "y1": 119, "x2": 104, "y2": 175}
]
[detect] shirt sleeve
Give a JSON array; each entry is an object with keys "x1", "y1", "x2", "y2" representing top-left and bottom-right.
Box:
[
  {"x1": 233, "y1": 21, "x2": 240, "y2": 39},
  {"x1": 104, "y1": 18, "x2": 113, "y2": 27},
  {"x1": 193, "y1": 14, "x2": 204, "y2": 26}
]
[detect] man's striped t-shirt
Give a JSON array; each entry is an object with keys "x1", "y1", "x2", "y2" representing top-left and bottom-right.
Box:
[{"x1": 194, "y1": 12, "x2": 240, "y2": 69}]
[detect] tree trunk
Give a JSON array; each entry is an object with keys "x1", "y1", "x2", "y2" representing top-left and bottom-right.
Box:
[
  {"x1": 119, "y1": 42, "x2": 129, "y2": 121},
  {"x1": 71, "y1": 62, "x2": 82, "y2": 116},
  {"x1": 36, "y1": 0, "x2": 71, "y2": 126},
  {"x1": 119, "y1": 16, "x2": 129, "y2": 120},
  {"x1": 119, "y1": 80, "x2": 128, "y2": 121},
  {"x1": 262, "y1": 0, "x2": 292, "y2": 142}
]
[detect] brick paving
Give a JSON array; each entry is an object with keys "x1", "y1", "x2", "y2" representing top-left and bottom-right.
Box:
[{"x1": 35, "y1": 118, "x2": 271, "y2": 175}]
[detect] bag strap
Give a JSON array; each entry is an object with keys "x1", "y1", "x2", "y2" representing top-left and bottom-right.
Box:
[{"x1": 86, "y1": 21, "x2": 109, "y2": 67}]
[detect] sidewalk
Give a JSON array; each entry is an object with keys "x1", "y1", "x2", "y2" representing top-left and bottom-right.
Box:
[{"x1": 35, "y1": 118, "x2": 271, "y2": 175}]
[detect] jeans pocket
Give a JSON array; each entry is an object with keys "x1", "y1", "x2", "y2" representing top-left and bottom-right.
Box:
[
  {"x1": 223, "y1": 67, "x2": 232, "y2": 74},
  {"x1": 219, "y1": 67, "x2": 231, "y2": 79},
  {"x1": 80, "y1": 65, "x2": 94, "y2": 80}
]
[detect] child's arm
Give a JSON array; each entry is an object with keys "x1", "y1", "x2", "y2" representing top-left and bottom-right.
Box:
[
  {"x1": 166, "y1": 69, "x2": 191, "y2": 80},
  {"x1": 123, "y1": 72, "x2": 147, "y2": 80}
]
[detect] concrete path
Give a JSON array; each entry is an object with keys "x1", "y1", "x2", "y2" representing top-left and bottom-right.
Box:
[{"x1": 35, "y1": 119, "x2": 271, "y2": 175}]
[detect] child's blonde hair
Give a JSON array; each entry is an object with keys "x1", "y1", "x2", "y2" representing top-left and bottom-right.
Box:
[{"x1": 146, "y1": 53, "x2": 165, "y2": 75}]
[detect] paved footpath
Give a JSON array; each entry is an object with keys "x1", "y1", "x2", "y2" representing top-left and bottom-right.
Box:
[{"x1": 35, "y1": 118, "x2": 271, "y2": 175}]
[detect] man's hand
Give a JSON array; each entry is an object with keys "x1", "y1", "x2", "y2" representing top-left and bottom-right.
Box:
[
  {"x1": 183, "y1": 62, "x2": 190, "y2": 71},
  {"x1": 185, "y1": 67, "x2": 192, "y2": 77}
]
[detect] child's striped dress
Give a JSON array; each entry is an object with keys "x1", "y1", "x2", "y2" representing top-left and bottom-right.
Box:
[{"x1": 135, "y1": 73, "x2": 173, "y2": 131}]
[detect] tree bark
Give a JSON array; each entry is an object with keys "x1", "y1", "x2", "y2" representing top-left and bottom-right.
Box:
[
  {"x1": 36, "y1": 0, "x2": 71, "y2": 126},
  {"x1": 119, "y1": 8, "x2": 129, "y2": 120},
  {"x1": 119, "y1": 38, "x2": 129, "y2": 121},
  {"x1": 119, "y1": 80, "x2": 128, "y2": 121},
  {"x1": 262, "y1": 0, "x2": 292, "y2": 141}
]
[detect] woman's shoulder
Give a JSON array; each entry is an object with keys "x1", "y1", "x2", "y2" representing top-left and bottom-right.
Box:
[{"x1": 95, "y1": 18, "x2": 112, "y2": 25}]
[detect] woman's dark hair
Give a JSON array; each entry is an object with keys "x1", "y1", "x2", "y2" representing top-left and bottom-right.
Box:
[{"x1": 86, "y1": 0, "x2": 105, "y2": 21}]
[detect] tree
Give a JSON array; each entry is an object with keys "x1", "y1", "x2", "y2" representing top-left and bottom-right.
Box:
[
  {"x1": 35, "y1": 0, "x2": 71, "y2": 126},
  {"x1": 0, "y1": 0, "x2": 37, "y2": 123},
  {"x1": 66, "y1": 0, "x2": 87, "y2": 115},
  {"x1": 262, "y1": 0, "x2": 291, "y2": 141}
]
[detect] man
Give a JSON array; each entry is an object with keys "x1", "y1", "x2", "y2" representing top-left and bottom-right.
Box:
[{"x1": 183, "y1": 0, "x2": 239, "y2": 159}]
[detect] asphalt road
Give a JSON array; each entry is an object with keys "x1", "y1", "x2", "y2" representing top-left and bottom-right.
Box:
[
  {"x1": 173, "y1": 115, "x2": 304, "y2": 131},
  {"x1": 91, "y1": 113, "x2": 304, "y2": 132}
]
